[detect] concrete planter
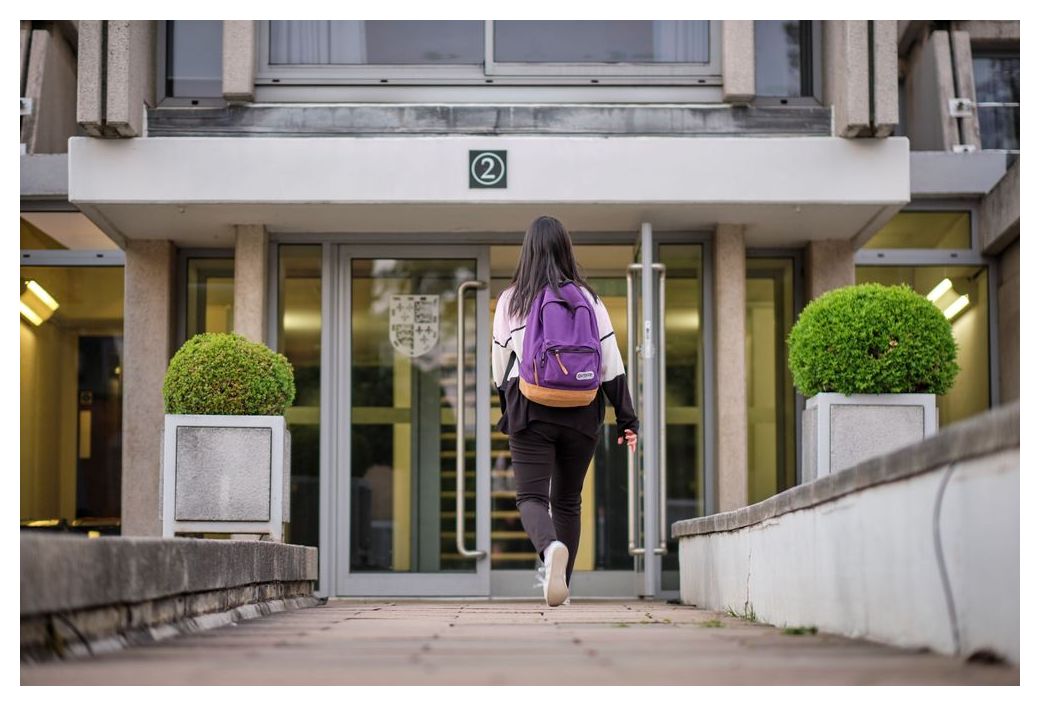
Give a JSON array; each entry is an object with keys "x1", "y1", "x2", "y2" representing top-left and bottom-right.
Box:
[
  {"x1": 162, "y1": 415, "x2": 291, "y2": 541},
  {"x1": 802, "y1": 393, "x2": 937, "y2": 481}
]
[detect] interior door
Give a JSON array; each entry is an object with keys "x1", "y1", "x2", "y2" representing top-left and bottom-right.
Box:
[{"x1": 333, "y1": 245, "x2": 491, "y2": 596}]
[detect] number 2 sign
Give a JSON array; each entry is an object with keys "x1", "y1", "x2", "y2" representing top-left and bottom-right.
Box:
[{"x1": 469, "y1": 150, "x2": 507, "y2": 188}]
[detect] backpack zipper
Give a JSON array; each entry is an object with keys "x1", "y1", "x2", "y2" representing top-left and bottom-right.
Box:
[{"x1": 554, "y1": 351, "x2": 569, "y2": 375}]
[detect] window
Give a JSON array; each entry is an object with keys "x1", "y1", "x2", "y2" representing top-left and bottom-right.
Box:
[
  {"x1": 973, "y1": 53, "x2": 1019, "y2": 152},
  {"x1": 163, "y1": 20, "x2": 223, "y2": 100},
  {"x1": 856, "y1": 207, "x2": 995, "y2": 426},
  {"x1": 862, "y1": 211, "x2": 972, "y2": 250},
  {"x1": 258, "y1": 20, "x2": 721, "y2": 85},
  {"x1": 493, "y1": 21, "x2": 710, "y2": 63},
  {"x1": 754, "y1": 21, "x2": 819, "y2": 99},
  {"x1": 21, "y1": 265, "x2": 124, "y2": 534},
  {"x1": 184, "y1": 257, "x2": 234, "y2": 340},
  {"x1": 746, "y1": 257, "x2": 798, "y2": 502},
  {"x1": 270, "y1": 21, "x2": 483, "y2": 65}
]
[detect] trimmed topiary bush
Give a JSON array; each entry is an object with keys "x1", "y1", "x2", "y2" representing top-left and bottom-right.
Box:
[
  {"x1": 787, "y1": 283, "x2": 959, "y2": 397},
  {"x1": 163, "y1": 332, "x2": 296, "y2": 415}
]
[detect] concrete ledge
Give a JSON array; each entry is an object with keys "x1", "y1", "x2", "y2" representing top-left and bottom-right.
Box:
[
  {"x1": 674, "y1": 403, "x2": 1020, "y2": 663},
  {"x1": 910, "y1": 151, "x2": 1007, "y2": 198},
  {"x1": 20, "y1": 153, "x2": 68, "y2": 199},
  {"x1": 21, "y1": 535, "x2": 317, "y2": 615},
  {"x1": 673, "y1": 402, "x2": 1019, "y2": 538},
  {"x1": 146, "y1": 103, "x2": 831, "y2": 137}
]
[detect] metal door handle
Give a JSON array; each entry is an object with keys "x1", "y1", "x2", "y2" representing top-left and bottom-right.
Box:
[
  {"x1": 625, "y1": 264, "x2": 644, "y2": 556},
  {"x1": 653, "y1": 264, "x2": 668, "y2": 556},
  {"x1": 456, "y1": 280, "x2": 487, "y2": 560}
]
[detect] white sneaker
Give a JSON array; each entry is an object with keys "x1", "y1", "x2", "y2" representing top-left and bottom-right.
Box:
[{"x1": 542, "y1": 541, "x2": 570, "y2": 607}]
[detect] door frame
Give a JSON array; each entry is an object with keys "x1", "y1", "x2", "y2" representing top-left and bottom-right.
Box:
[
  {"x1": 267, "y1": 231, "x2": 714, "y2": 599},
  {"x1": 325, "y1": 243, "x2": 492, "y2": 597}
]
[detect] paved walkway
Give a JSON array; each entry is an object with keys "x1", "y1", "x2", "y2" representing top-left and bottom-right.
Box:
[{"x1": 22, "y1": 600, "x2": 1018, "y2": 685}]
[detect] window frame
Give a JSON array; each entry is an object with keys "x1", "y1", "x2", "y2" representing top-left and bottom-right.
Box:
[
  {"x1": 176, "y1": 248, "x2": 235, "y2": 347},
  {"x1": 854, "y1": 200, "x2": 1000, "y2": 409},
  {"x1": 971, "y1": 49, "x2": 1020, "y2": 155},
  {"x1": 155, "y1": 20, "x2": 227, "y2": 108},
  {"x1": 255, "y1": 20, "x2": 722, "y2": 87},
  {"x1": 751, "y1": 20, "x2": 823, "y2": 106}
]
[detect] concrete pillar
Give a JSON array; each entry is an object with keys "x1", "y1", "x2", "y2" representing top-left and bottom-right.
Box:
[
  {"x1": 822, "y1": 21, "x2": 871, "y2": 137},
  {"x1": 223, "y1": 21, "x2": 256, "y2": 103},
  {"x1": 722, "y1": 21, "x2": 755, "y2": 104},
  {"x1": 997, "y1": 240, "x2": 1019, "y2": 403},
  {"x1": 806, "y1": 240, "x2": 856, "y2": 301},
  {"x1": 122, "y1": 240, "x2": 175, "y2": 536},
  {"x1": 714, "y1": 224, "x2": 748, "y2": 512},
  {"x1": 872, "y1": 21, "x2": 900, "y2": 137},
  {"x1": 950, "y1": 31, "x2": 982, "y2": 151},
  {"x1": 77, "y1": 20, "x2": 155, "y2": 138},
  {"x1": 905, "y1": 30, "x2": 959, "y2": 151},
  {"x1": 233, "y1": 225, "x2": 269, "y2": 344}
]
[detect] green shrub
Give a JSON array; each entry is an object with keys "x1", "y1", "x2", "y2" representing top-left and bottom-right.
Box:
[
  {"x1": 787, "y1": 283, "x2": 959, "y2": 396},
  {"x1": 163, "y1": 333, "x2": 296, "y2": 415}
]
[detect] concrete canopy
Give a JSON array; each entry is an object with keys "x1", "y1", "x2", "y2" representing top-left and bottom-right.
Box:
[{"x1": 69, "y1": 135, "x2": 910, "y2": 248}]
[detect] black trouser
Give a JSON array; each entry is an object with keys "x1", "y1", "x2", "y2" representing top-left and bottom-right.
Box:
[{"x1": 508, "y1": 420, "x2": 599, "y2": 586}]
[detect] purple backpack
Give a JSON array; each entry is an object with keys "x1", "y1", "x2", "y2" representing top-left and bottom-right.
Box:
[{"x1": 518, "y1": 282, "x2": 602, "y2": 407}]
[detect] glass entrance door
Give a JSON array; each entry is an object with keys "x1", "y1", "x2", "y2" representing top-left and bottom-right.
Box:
[{"x1": 333, "y1": 246, "x2": 491, "y2": 596}]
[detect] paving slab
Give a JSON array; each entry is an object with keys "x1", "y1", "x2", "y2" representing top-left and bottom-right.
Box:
[{"x1": 21, "y1": 600, "x2": 1019, "y2": 686}]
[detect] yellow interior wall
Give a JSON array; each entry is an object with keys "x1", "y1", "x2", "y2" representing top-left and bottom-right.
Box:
[{"x1": 20, "y1": 319, "x2": 73, "y2": 521}]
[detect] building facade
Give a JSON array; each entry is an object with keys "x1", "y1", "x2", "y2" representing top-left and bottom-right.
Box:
[{"x1": 20, "y1": 20, "x2": 1020, "y2": 599}]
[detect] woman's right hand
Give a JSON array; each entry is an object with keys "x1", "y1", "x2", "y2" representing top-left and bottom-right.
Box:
[{"x1": 617, "y1": 429, "x2": 637, "y2": 453}]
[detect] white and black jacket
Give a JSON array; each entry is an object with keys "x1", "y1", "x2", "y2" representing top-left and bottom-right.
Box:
[{"x1": 492, "y1": 285, "x2": 639, "y2": 439}]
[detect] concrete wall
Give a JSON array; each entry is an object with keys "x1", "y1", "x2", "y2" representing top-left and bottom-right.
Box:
[
  {"x1": 714, "y1": 225, "x2": 747, "y2": 511},
  {"x1": 675, "y1": 403, "x2": 1020, "y2": 664},
  {"x1": 980, "y1": 158, "x2": 1020, "y2": 255},
  {"x1": 21, "y1": 24, "x2": 79, "y2": 154},
  {"x1": 122, "y1": 241, "x2": 175, "y2": 536}
]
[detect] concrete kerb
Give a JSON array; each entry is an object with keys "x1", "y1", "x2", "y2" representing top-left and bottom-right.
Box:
[
  {"x1": 21, "y1": 535, "x2": 319, "y2": 660},
  {"x1": 672, "y1": 402, "x2": 1019, "y2": 538}
]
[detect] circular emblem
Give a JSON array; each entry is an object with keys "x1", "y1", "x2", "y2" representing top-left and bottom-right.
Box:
[{"x1": 470, "y1": 151, "x2": 506, "y2": 187}]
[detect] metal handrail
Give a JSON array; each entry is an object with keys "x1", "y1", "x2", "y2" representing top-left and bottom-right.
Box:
[
  {"x1": 456, "y1": 280, "x2": 487, "y2": 560},
  {"x1": 652, "y1": 263, "x2": 668, "y2": 556}
]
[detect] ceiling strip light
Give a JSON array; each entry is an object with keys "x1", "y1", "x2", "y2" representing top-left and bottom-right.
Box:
[
  {"x1": 943, "y1": 294, "x2": 970, "y2": 320},
  {"x1": 20, "y1": 301, "x2": 43, "y2": 326},
  {"x1": 926, "y1": 278, "x2": 953, "y2": 303},
  {"x1": 25, "y1": 280, "x2": 59, "y2": 311}
]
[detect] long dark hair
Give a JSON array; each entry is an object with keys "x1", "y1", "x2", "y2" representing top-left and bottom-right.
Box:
[{"x1": 507, "y1": 215, "x2": 597, "y2": 319}]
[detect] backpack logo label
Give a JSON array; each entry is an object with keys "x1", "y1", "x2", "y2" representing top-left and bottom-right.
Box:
[{"x1": 575, "y1": 371, "x2": 595, "y2": 381}]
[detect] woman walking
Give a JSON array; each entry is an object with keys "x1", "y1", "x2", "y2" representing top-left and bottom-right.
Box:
[{"x1": 492, "y1": 215, "x2": 639, "y2": 607}]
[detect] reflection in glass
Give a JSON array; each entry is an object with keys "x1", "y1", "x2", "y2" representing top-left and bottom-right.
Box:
[
  {"x1": 755, "y1": 21, "x2": 806, "y2": 97},
  {"x1": 350, "y1": 259, "x2": 477, "y2": 573},
  {"x1": 278, "y1": 246, "x2": 322, "y2": 551},
  {"x1": 20, "y1": 267, "x2": 124, "y2": 533},
  {"x1": 186, "y1": 258, "x2": 234, "y2": 340},
  {"x1": 856, "y1": 265, "x2": 990, "y2": 425},
  {"x1": 167, "y1": 20, "x2": 223, "y2": 98},
  {"x1": 746, "y1": 258, "x2": 796, "y2": 503},
  {"x1": 973, "y1": 54, "x2": 1020, "y2": 151},
  {"x1": 494, "y1": 21, "x2": 710, "y2": 63},
  {"x1": 270, "y1": 21, "x2": 484, "y2": 65},
  {"x1": 863, "y1": 211, "x2": 972, "y2": 250},
  {"x1": 657, "y1": 244, "x2": 704, "y2": 590}
]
